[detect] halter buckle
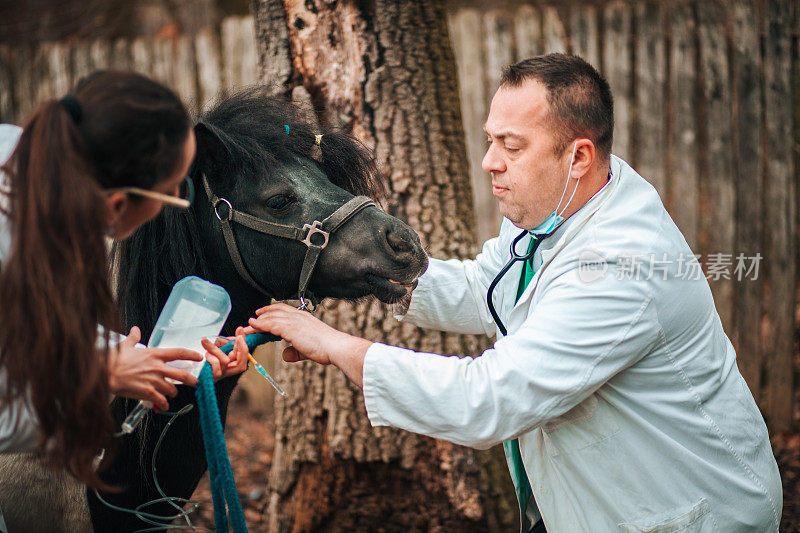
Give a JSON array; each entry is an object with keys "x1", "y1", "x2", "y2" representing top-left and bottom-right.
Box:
[
  {"x1": 297, "y1": 295, "x2": 317, "y2": 312},
  {"x1": 214, "y1": 198, "x2": 233, "y2": 222},
  {"x1": 301, "y1": 220, "x2": 329, "y2": 249}
]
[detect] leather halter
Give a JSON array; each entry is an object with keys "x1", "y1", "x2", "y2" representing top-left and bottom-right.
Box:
[{"x1": 201, "y1": 174, "x2": 375, "y2": 308}]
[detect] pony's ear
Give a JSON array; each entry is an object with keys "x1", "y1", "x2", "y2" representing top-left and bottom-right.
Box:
[
  {"x1": 317, "y1": 131, "x2": 386, "y2": 200},
  {"x1": 194, "y1": 122, "x2": 233, "y2": 188}
]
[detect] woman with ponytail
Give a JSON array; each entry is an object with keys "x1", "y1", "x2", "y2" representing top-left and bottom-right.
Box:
[{"x1": 0, "y1": 70, "x2": 205, "y2": 489}]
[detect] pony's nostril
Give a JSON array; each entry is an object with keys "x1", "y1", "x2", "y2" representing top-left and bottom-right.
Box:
[{"x1": 386, "y1": 229, "x2": 413, "y2": 254}]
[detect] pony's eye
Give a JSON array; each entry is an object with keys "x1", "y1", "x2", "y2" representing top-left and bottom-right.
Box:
[{"x1": 265, "y1": 194, "x2": 292, "y2": 210}]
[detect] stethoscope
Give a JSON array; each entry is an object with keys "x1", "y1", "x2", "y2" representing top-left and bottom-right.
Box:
[
  {"x1": 486, "y1": 142, "x2": 587, "y2": 337},
  {"x1": 486, "y1": 229, "x2": 545, "y2": 336}
]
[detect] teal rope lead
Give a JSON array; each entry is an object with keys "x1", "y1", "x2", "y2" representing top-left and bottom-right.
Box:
[
  {"x1": 196, "y1": 364, "x2": 241, "y2": 532},
  {"x1": 196, "y1": 333, "x2": 281, "y2": 532},
  {"x1": 219, "y1": 333, "x2": 282, "y2": 356}
]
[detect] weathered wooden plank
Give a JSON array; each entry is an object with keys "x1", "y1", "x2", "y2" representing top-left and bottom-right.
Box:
[
  {"x1": 70, "y1": 42, "x2": 93, "y2": 87},
  {"x1": 25, "y1": 43, "x2": 60, "y2": 115},
  {"x1": 483, "y1": 8, "x2": 515, "y2": 100},
  {"x1": 634, "y1": 2, "x2": 666, "y2": 198},
  {"x1": 130, "y1": 37, "x2": 153, "y2": 77},
  {"x1": 34, "y1": 42, "x2": 71, "y2": 107},
  {"x1": 221, "y1": 16, "x2": 240, "y2": 91},
  {"x1": 11, "y1": 45, "x2": 36, "y2": 124},
  {"x1": 731, "y1": 0, "x2": 763, "y2": 402},
  {"x1": 481, "y1": 8, "x2": 514, "y2": 239},
  {"x1": 542, "y1": 6, "x2": 567, "y2": 54},
  {"x1": 173, "y1": 35, "x2": 199, "y2": 115},
  {"x1": 89, "y1": 39, "x2": 111, "y2": 71},
  {"x1": 195, "y1": 26, "x2": 224, "y2": 112},
  {"x1": 571, "y1": 4, "x2": 600, "y2": 67},
  {"x1": 668, "y1": 1, "x2": 699, "y2": 250},
  {"x1": 48, "y1": 43, "x2": 71, "y2": 98},
  {"x1": 27, "y1": 46, "x2": 50, "y2": 120},
  {"x1": 151, "y1": 37, "x2": 174, "y2": 87},
  {"x1": 602, "y1": 1, "x2": 633, "y2": 163},
  {"x1": 111, "y1": 38, "x2": 133, "y2": 71},
  {"x1": 221, "y1": 16, "x2": 259, "y2": 91},
  {"x1": 514, "y1": 4, "x2": 542, "y2": 60},
  {"x1": 0, "y1": 46, "x2": 14, "y2": 124},
  {"x1": 763, "y1": 0, "x2": 796, "y2": 432},
  {"x1": 449, "y1": 7, "x2": 494, "y2": 244},
  {"x1": 238, "y1": 17, "x2": 259, "y2": 87},
  {"x1": 697, "y1": 1, "x2": 735, "y2": 333}
]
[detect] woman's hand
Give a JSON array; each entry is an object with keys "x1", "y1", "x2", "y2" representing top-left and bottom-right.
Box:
[
  {"x1": 241, "y1": 303, "x2": 372, "y2": 387},
  {"x1": 108, "y1": 326, "x2": 203, "y2": 411},
  {"x1": 201, "y1": 327, "x2": 250, "y2": 381}
]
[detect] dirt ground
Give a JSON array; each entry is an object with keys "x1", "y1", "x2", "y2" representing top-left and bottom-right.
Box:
[
  {"x1": 190, "y1": 400, "x2": 275, "y2": 531},
  {"x1": 189, "y1": 403, "x2": 800, "y2": 532}
]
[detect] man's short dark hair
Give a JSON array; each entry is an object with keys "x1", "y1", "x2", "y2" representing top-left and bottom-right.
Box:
[{"x1": 501, "y1": 53, "x2": 614, "y2": 160}]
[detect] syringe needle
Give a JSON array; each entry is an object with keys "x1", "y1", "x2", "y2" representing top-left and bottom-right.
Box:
[{"x1": 248, "y1": 354, "x2": 287, "y2": 396}]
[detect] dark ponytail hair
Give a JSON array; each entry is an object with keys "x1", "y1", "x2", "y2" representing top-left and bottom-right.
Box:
[{"x1": 0, "y1": 71, "x2": 190, "y2": 489}]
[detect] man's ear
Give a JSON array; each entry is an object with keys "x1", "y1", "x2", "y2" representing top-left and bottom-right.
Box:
[{"x1": 570, "y1": 138, "x2": 596, "y2": 179}]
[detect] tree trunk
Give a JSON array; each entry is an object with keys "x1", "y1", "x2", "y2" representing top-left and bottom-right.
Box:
[{"x1": 249, "y1": 0, "x2": 516, "y2": 531}]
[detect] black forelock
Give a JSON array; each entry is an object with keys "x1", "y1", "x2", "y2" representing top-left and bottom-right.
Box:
[{"x1": 197, "y1": 88, "x2": 384, "y2": 199}]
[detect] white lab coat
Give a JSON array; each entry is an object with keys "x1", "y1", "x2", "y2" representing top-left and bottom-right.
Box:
[
  {"x1": 362, "y1": 156, "x2": 782, "y2": 532},
  {"x1": 0, "y1": 124, "x2": 42, "y2": 453},
  {"x1": 0, "y1": 124, "x2": 135, "y2": 454}
]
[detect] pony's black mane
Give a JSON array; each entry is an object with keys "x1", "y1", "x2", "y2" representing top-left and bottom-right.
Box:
[
  {"x1": 113, "y1": 89, "x2": 382, "y2": 341},
  {"x1": 198, "y1": 88, "x2": 382, "y2": 198}
]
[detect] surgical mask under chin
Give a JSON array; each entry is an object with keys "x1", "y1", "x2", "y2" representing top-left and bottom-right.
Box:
[
  {"x1": 529, "y1": 142, "x2": 579, "y2": 237},
  {"x1": 529, "y1": 211, "x2": 563, "y2": 235}
]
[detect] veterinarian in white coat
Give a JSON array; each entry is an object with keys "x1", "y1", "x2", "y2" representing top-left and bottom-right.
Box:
[
  {"x1": 245, "y1": 55, "x2": 782, "y2": 532},
  {"x1": 0, "y1": 73, "x2": 250, "y2": 532},
  {"x1": 0, "y1": 72, "x2": 218, "y2": 474},
  {"x1": 0, "y1": 121, "x2": 200, "y2": 458}
]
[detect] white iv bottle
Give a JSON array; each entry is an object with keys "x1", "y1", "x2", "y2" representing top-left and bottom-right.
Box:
[{"x1": 120, "y1": 276, "x2": 232, "y2": 434}]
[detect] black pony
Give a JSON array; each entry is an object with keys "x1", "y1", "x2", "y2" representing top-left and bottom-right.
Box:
[{"x1": 87, "y1": 89, "x2": 428, "y2": 531}]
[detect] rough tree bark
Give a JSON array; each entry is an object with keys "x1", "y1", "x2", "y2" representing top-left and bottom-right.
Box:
[{"x1": 249, "y1": 0, "x2": 517, "y2": 531}]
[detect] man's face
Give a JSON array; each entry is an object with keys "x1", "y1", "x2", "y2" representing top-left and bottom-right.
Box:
[{"x1": 482, "y1": 80, "x2": 568, "y2": 230}]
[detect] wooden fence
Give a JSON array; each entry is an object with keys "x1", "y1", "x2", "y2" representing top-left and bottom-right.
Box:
[
  {"x1": 0, "y1": 16, "x2": 277, "y2": 409},
  {"x1": 448, "y1": 0, "x2": 799, "y2": 432},
  {"x1": 0, "y1": 16, "x2": 259, "y2": 123},
  {"x1": 0, "y1": 1, "x2": 797, "y2": 431}
]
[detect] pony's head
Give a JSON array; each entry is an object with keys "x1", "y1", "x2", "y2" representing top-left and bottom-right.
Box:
[{"x1": 192, "y1": 89, "x2": 427, "y2": 305}]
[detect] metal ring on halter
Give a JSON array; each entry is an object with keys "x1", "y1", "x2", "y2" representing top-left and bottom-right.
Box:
[
  {"x1": 297, "y1": 295, "x2": 316, "y2": 312},
  {"x1": 301, "y1": 220, "x2": 330, "y2": 249},
  {"x1": 214, "y1": 198, "x2": 233, "y2": 222}
]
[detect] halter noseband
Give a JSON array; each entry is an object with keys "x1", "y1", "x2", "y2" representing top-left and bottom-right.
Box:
[{"x1": 201, "y1": 174, "x2": 375, "y2": 309}]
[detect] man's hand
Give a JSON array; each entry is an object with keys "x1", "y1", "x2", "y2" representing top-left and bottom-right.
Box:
[
  {"x1": 241, "y1": 303, "x2": 373, "y2": 387},
  {"x1": 108, "y1": 326, "x2": 202, "y2": 410}
]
